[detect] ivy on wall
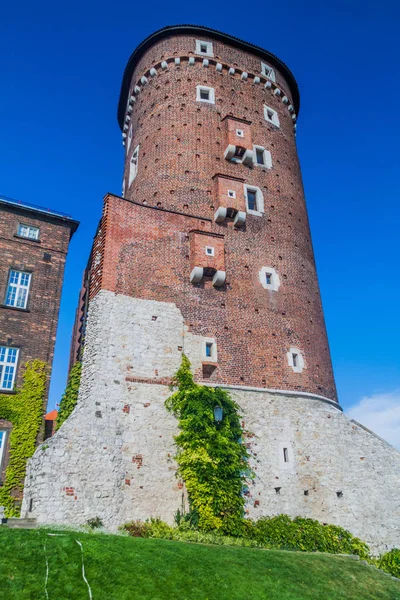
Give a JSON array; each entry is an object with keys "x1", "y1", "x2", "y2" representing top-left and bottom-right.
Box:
[
  {"x1": 165, "y1": 355, "x2": 252, "y2": 536},
  {"x1": 0, "y1": 360, "x2": 47, "y2": 516},
  {"x1": 56, "y1": 361, "x2": 82, "y2": 431}
]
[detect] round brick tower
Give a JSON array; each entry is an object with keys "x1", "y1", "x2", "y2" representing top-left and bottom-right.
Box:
[
  {"x1": 117, "y1": 25, "x2": 337, "y2": 401},
  {"x1": 22, "y1": 26, "x2": 400, "y2": 553}
]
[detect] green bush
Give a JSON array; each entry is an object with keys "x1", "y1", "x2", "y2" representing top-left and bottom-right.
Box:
[
  {"x1": 121, "y1": 515, "x2": 370, "y2": 559},
  {"x1": 165, "y1": 355, "x2": 252, "y2": 536},
  {"x1": 248, "y1": 515, "x2": 370, "y2": 559},
  {"x1": 56, "y1": 361, "x2": 81, "y2": 431},
  {"x1": 0, "y1": 360, "x2": 47, "y2": 516},
  {"x1": 378, "y1": 548, "x2": 400, "y2": 579}
]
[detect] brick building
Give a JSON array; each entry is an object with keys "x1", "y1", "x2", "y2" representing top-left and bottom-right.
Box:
[
  {"x1": 24, "y1": 26, "x2": 400, "y2": 552},
  {"x1": 0, "y1": 195, "x2": 78, "y2": 480}
]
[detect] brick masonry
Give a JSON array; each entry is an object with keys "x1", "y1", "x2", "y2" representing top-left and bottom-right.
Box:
[
  {"x1": 22, "y1": 27, "x2": 399, "y2": 551},
  {"x1": 0, "y1": 200, "x2": 78, "y2": 475},
  {"x1": 22, "y1": 291, "x2": 400, "y2": 553}
]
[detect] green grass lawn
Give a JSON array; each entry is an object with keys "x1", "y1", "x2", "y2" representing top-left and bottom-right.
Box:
[{"x1": 0, "y1": 528, "x2": 399, "y2": 600}]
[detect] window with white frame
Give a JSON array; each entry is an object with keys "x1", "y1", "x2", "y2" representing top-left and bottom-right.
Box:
[
  {"x1": 258, "y1": 266, "x2": 280, "y2": 291},
  {"x1": 17, "y1": 224, "x2": 39, "y2": 240},
  {"x1": 261, "y1": 62, "x2": 276, "y2": 81},
  {"x1": 0, "y1": 430, "x2": 7, "y2": 468},
  {"x1": 5, "y1": 270, "x2": 31, "y2": 309},
  {"x1": 203, "y1": 338, "x2": 217, "y2": 362},
  {"x1": 195, "y1": 40, "x2": 213, "y2": 56},
  {"x1": 0, "y1": 346, "x2": 19, "y2": 390},
  {"x1": 264, "y1": 105, "x2": 280, "y2": 128},
  {"x1": 127, "y1": 125, "x2": 133, "y2": 151},
  {"x1": 205, "y1": 246, "x2": 214, "y2": 256},
  {"x1": 236, "y1": 129, "x2": 244, "y2": 138},
  {"x1": 287, "y1": 347, "x2": 305, "y2": 373},
  {"x1": 196, "y1": 85, "x2": 215, "y2": 104},
  {"x1": 253, "y1": 145, "x2": 272, "y2": 169},
  {"x1": 128, "y1": 145, "x2": 139, "y2": 187},
  {"x1": 228, "y1": 190, "x2": 236, "y2": 199},
  {"x1": 244, "y1": 185, "x2": 264, "y2": 215}
]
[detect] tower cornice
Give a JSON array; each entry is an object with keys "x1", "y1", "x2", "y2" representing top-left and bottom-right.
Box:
[{"x1": 117, "y1": 24, "x2": 300, "y2": 130}]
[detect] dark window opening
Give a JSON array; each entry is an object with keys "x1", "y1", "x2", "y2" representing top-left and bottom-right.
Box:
[
  {"x1": 292, "y1": 353, "x2": 298, "y2": 367},
  {"x1": 283, "y1": 447, "x2": 289, "y2": 462},
  {"x1": 205, "y1": 343, "x2": 213, "y2": 358},
  {"x1": 256, "y1": 148, "x2": 265, "y2": 165},
  {"x1": 265, "y1": 273, "x2": 272, "y2": 285},
  {"x1": 247, "y1": 190, "x2": 257, "y2": 211}
]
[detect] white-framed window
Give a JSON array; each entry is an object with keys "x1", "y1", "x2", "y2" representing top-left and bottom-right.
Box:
[
  {"x1": 205, "y1": 246, "x2": 214, "y2": 257},
  {"x1": 17, "y1": 224, "x2": 39, "y2": 240},
  {"x1": 203, "y1": 338, "x2": 217, "y2": 362},
  {"x1": 195, "y1": 39, "x2": 213, "y2": 56},
  {"x1": 0, "y1": 346, "x2": 19, "y2": 390},
  {"x1": 253, "y1": 145, "x2": 272, "y2": 169},
  {"x1": 127, "y1": 125, "x2": 133, "y2": 151},
  {"x1": 261, "y1": 62, "x2": 276, "y2": 82},
  {"x1": 129, "y1": 145, "x2": 139, "y2": 187},
  {"x1": 264, "y1": 105, "x2": 280, "y2": 128},
  {"x1": 196, "y1": 85, "x2": 215, "y2": 104},
  {"x1": 0, "y1": 429, "x2": 6, "y2": 468},
  {"x1": 258, "y1": 266, "x2": 280, "y2": 291},
  {"x1": 287, "y1": 347, "x2": 305, "y2": 373},
  {"x1": 5, "y1": 270, "x2": 31, "y2": 309},
  {"x1": 228, "y1": 190, "x2": 236, "y2": 199},
  {"x1": 236, "y1": 129, "x2": 244, "y2": 137},
  {"x1": 244, "y1": 185, "x2": 264, "y2": 216}
]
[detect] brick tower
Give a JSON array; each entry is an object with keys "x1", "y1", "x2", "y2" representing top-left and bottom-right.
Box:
[{"x1": 23, "y1": 26, "x2": 400, "y2": 553}]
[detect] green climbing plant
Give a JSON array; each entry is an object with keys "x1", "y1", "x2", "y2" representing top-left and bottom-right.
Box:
[
  {"x1": 0, "y1": 360, "x2": 47, "y2": 516},
  {"x1": 165, "y1": 355, "x2": 252, "y2": 536},
  {"x1": 56, "y1": 361, "x2": 82, "y2": 431}
]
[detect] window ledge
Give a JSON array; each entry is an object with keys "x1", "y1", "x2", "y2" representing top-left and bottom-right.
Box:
[
  {"x1": 0, "y1": 304, "x2": 30, "y2": 313},
  {"x1": 247, "y1": 209, "x2": 264, "y2": 217},
  {"x1": 13, "y1": 235, "x2": 41, "y2": 244},
  {"x1": 0, "y1": 390, "x2": 17, "y2": 395}
]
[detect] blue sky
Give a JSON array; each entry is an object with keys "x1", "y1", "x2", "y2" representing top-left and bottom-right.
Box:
[{"x1": 1, "y1": 0, "x2": 399, "y2": 441}]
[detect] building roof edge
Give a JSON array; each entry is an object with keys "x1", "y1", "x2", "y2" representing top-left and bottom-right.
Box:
[{"x1": 117, "y1": 24, "x2": 300, "y2": 130}]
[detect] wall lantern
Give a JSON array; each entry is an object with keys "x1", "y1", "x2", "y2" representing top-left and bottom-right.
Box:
[{"x1": 214, "y1": 406, "x2": 223, "y2": 423}]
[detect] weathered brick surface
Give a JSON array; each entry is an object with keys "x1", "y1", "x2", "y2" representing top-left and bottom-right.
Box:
[{"x1": 0, "y1": 205, "x2": 75, "y2": 391}]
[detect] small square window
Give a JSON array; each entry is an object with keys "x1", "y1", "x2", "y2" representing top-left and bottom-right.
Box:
[
  {"x1": 261, "y1": 62, "x2": 276, "y2": 81},
  {"x1": 228, "y1": 190, "x2": 236, "y2": 198},
  {"x1": 196, "y1": 86, "x2": 215, "y2": 104},
  {"x1": 18, "y1": 224, "x2": 39, "y2": 240},
  {"x1": 196, "y1": 40, "x2": 214, "y2": 56},
  {"x1": 205, "y1": 246, "x2": 214, "y2": 256},
  {"x1": 236, "y1": 129, "x2": 244, "y2": 137},
  {"x1": 205, "y1": 342, "x2": 213, "y2": 358},
  {"x1": 264, "y1": 105, "x2": 280, "y2": 128}
]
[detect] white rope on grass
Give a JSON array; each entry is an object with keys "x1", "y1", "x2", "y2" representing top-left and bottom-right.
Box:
[
  {"x1": 76, "y1": 540, "x2": 93, "y2": 600},
  {"x1": 43, "y1": 539, "x2": 49, "y2": 600}
]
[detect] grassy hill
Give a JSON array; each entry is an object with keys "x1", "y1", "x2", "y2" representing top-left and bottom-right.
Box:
[{"x1": 0, "y1": 528, "x2": 399, "y2": 600}]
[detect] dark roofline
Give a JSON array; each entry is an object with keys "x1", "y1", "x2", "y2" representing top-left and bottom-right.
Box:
[
  {"x1": 117, "y1": 24, "x2": 300, "y2": 130},
  {"x1": 0, "y1": 195, "x2": 80, "y2": 236}
]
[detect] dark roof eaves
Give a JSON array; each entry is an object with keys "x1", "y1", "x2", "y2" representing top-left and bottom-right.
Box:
[
  {"x1": 117, "y1": 24, "x2": 300, "y2": 130},
  {"x1": 0, "y1": 198, "x2": 80, "y2": 235}
]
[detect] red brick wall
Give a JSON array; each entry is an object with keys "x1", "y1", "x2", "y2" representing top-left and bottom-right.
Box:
[
  {"x1": 89, "y1": 32, "x2": 336, "y2": 401},
  {"x1": 0, "y1": 205, "x2": 74, "y2": 393}
]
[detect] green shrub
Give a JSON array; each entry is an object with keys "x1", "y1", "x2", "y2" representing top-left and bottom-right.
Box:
[
  {"x1": 248, "y1": 515, "x2": 369, "y2": 559},
  {"x1": 121, "y1": 514, "x2": 370, "y2": 559},
  {"x1": 378, "y1": 548, "x2": 400, "y2": 578},
  {"x1": 0, "y1": 360, "x2": 47, "y2": 516},
  {"x1": 165, "y1": 355, "x2": 253, "y2": 535},
  {"x1": 86, "y1": 516, "x2": 103, "y2": 530},
  {"x1": 56, "y1": 361, "x2": 82, "y2": 431}
]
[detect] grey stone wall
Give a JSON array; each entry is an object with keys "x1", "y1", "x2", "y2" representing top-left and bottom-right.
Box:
[{"x1": 22, "y1": 291, "x2": 400, "y2": 553}]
